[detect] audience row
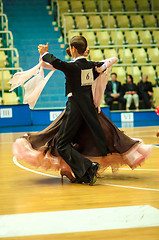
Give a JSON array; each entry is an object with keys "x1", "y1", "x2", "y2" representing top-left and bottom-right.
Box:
[{"x1": 104, "y1": 73, "x2": 153, "y2": 110}]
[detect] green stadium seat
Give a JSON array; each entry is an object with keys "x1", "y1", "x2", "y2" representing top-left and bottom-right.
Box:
[
  {"x1": 97, "y1": 0, "x2": 110, "y2": 12},
  {"x1": 118, "y1": 48, "x2": 133, "y2": 63},
  {"x1": 0, "y1": 70, "x2": 11, "y2": 91},
  {"x1": 147, "y1": 47, "x2": 159, "y2": 63},
  {"x1": 138, "y1": 30, "x2": 152, "y2": 44},
  {"x1": 89, "y1": 49, "x2": 103, "y2": 61},
  {"x1": 125, "y1": 30, "x2": 138, "y2": 45},
  {"x1": 75, "y1": 15, "x2": 88, "y2": 29},
  {"x1": 152, "y1": 30, "x2": 159, "y2": 44},
  {"x1": 96, "y1": 31, "x2": 110, "y2": 45},
  {"x1": 62, "y1": 15, "x2": 75, "y2": 34},
  {"x1": 123, "y1": 0, "x2": 137, "y2": 11},
  {"x1": 153, "y1": 87, "x2": 159, "y2": 107},
  {"x1": 133, "y1": 48, "x2": 147, "y2": 63},
  {"x1": 103, "y1": 48, "x2": 118, "y2": 59},
  {"x1": 0, "y1": 51, "x2": 7, "y2": 67},
  {"x1": 144, "y1": 14, "x2": 157, "y2": 27},
  {"x1": 102, "y1": 15, "x2": 116, "y2": 28},
  {"x1": 130, "y1": 15, "x2": 143, "y2": 27},
  {"x1": 3, "y1": 91, "x2": 19, "y2": 105},
  {"x1": 110, "y1": 0, "x2": 124, "y2": 11},
  {"x1": 137, "y1": 0, "x2": 150, "y2": 11},
  {"x1": 58, "y1": 1, "x2": 70, "y2": 17},
  {"x1": 70, "y1": 1, "x2": 84, "y2": 12},
  {"x1": 83, "y1": 0, "x2": 97, "y2": 12},
  {"x1": 151, "y1": 0, "x2": 159, "y2": 11},
  {"x1": 116, "y1": 15, "x2": 130, "y2": 28},
  {"x1": 111, "y1": 31, "x2": 124, "y2": 45},
  {"x1": 81, "y1": 31, "x2": 96, "y2": 46},
  {"x1": 89, "y1": 15, "x2": 103, "y2": 28}
]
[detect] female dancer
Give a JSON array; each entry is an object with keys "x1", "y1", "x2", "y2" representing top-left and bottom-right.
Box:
[{"x1": 12, "y1": 36, "x2": 153, "y2": 185}]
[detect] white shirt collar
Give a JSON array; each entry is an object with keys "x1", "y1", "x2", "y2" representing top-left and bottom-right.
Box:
[{"x1": 73, "y1": 56, "x2": 86, "y2": 62}]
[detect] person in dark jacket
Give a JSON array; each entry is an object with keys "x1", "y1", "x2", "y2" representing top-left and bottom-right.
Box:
[
  {"x1": 104, "y1": 72, "x2": 125, "y2": 110},
  {"x1": 138, "y1": 74, "x2": 153, "y2": 109},
  {"x1": 123, "y1": 74, "x2": 139, "y2": 111},
  {"x1": 38, "y1": 36, "x2": 108, "y2": 185}
]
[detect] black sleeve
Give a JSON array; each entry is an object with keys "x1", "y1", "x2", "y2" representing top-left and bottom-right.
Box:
[
  {"x1": 42, "y1": 53, "x2": 72, "y2": 74},
  {"x1": 148, "y1": 82, "x2": 153, "y2": 92},
  {"x1": 133, "y1": 83, "x2": 138, "y2": 92},
  {"x1": 122, "y1": 84, "x2": 126, "y2": 95}
]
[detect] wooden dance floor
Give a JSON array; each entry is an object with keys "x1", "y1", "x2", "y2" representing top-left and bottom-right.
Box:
[{"x1": 0, "y1": 126, "x2": 159, "y2": 239}]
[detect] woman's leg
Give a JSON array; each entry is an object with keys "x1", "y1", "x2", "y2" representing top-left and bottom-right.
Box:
[
  {"x1": 133, "y1": 94, "x2": 139, "y2": 109},
  {"x1": 124, "y1": 94, "x2": 132, "y2": 110}
]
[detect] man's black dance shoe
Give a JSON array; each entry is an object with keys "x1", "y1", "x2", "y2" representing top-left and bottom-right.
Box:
[
  {"x1": 87, "y1": 162, "x2": 100, "y2": 186},
  {"x1": 72, "y1": 162, "x2": 100, "y2": 185}
]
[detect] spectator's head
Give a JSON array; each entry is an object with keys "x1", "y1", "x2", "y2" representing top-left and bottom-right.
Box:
[
  {"x1": 111, "y1": 73, "x2": 117, "y2": 82},
  {"x1": 142, "y1": 74, "x2": 148, "y2": 83},
  {"x1": 69, "y1": 36, "x2": 87, "y2": 57},
  {"x1": 126, "y1": 74, "x2": 133, "y2": 83}
]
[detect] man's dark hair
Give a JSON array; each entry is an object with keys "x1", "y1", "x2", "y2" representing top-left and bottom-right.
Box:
[
  {"x1": 70, "y1": 36, "x2": 87, "y2": 54},
  {"x1": 111, "y1": 72, "x2": 117, "y2": 77}
]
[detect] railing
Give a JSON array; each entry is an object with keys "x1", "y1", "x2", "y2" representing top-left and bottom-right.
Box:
[
  {"x1": 0, "y1": 67, "x2": 23, "y2": 100},
  {"x1": 0, "y1": 48, "x2": 19, "y2": 67},
  {"x1": 0, "y1": 0, "x2": 3, "y2": 14},
  {"x1": 0, "y1": 13, "x2": 8, "y2": 31},
  {"x1": 0, "y1": 30, "x2": 13, "y2": 47},
  {"x1": 63, "y1": 11, "x2": 159, "y2": 44}
]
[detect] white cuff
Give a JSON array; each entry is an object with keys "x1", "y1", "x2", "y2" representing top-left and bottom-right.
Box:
[{"x1": 41, "y1": 52, "x2": 49, "y2": 58}]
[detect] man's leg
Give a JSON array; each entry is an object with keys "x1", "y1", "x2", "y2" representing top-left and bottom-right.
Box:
[
  {"x1": 133, "y1": 94, "x2": 139, "y2": 108},
  {"x1": 56, "y1": 98, "x2": 92, "y2": 179},
  {"x1": 141, "y1": 92, "x2": 151, "y2": 109},
  {"x1": 117, "y1": 96, "x2": 126, "y2": 109},
  {"x1": 105, "y1": 96, "x2": 114, "y2": 109}
]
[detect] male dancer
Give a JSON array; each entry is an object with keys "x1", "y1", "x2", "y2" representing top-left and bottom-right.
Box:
[{"x1": 38, "y1": 36, "x2": 108, "y2": 185}]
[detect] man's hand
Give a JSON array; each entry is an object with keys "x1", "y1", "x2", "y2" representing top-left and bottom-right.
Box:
[
  {"x1": 111, "y1": 93, "x2": 119, "y2": 98},
  {"x1": 148, "y1": 91, "x2": 153, "y2": 96},
  {"x1": 38, "y1": 42, "x2": 49, "y2": 55}
]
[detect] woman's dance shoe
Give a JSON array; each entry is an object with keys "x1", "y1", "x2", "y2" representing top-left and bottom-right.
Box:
[{"x1": 60, "y1": 169, "x2": 76, "y2": 183}]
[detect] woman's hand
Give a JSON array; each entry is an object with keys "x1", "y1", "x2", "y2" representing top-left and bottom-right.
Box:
[{"x1": 38, "y1": 43, "x2": 49, "y2": 55}]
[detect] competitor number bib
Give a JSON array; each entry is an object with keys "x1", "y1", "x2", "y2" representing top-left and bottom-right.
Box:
[{"x1": 81, "y1": 69, "x2": 94, "y2": 86}]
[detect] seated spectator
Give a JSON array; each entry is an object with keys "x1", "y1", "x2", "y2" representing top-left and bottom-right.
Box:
[
  {"x1": 138, "y1": 74, "x2": 153, "y2": 109},
  {"x1": 123, "y1": 74, "x2": 139, "y2": 111},
  {"x1": 104, "y1": 72, "x2": 125, "y2": 110}
]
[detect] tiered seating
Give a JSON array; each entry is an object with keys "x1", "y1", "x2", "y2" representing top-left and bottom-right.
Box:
[
  {"x1": 83, "y1": 0, "x2": 97, "y2": 12},
  {"x1": 123, "y1": 0, "x2": 137, "y2": 11},
  {"x1": 75, "y1": 15, "x2": 88, "y2": 29},
  {"x1": 96, "y1": 31, "x2": 110, "y2": 45},
  {"x1": 89, "y1": 15, "x2": 103, "y2": 28},
  {"x1": 110, "y1": 0, "x2": 124, "y2": 12},
  {"x1": 116, "y1": 15, "x2": 130, "y2": 28},
  {"x1": 3, "y1": 91, "x2": 19, "y2": 105},
  {"x1": 0, "y1": 50, "x2": 7, "y2": 67},
  {"x1": 81, "y1": 31, "x2": 96, "y2": 45},
  {"x1": 70, "y1": 1, "x2": 83, "y2": 12},
  {"x1": 57, "y1": 0, "x2": 159, "y2": 87},
  {"x1": 97, "y1": 0, "x2": 110, "y2": 12},
  {"x1": 110, "y1": 31, "x2": 124, "y2": 45},
  {"x1": 0, "y1": 1, "x2": 20, "y2": 105},
  {"x1": 138, "y1": 30, "x2": 152, "y2": 44},
  {"x1": 137, "y1": 0, "x2": 150, "y2": 11}
]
